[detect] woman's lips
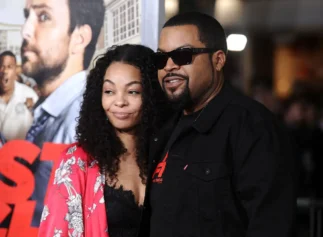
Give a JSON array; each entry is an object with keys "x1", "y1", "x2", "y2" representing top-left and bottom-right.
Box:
[{"x1": 112, "y1": 112, "x2": 132, "y2": 120}]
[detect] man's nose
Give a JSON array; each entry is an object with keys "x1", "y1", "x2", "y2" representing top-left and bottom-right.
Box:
[
  {"x1": 22, "y1": 15, "x2": 35, "y2": 41},
  {"x1": 164, "y1": 57, "x2": 180, "y2": 72}
]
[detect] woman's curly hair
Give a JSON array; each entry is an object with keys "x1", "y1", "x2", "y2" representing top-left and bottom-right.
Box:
[{"x1": 76, "y1": 44, "x2": 168, "y2": 184}]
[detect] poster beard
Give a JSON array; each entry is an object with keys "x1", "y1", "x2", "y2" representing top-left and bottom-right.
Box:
[{"x1": 21, "y1": 40, "x2": 68, "y2": 88}]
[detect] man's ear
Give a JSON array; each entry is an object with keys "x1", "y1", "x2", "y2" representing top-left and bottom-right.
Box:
[
  {"x1": 212, "y1": 50, "x2": 226, "y2": 72},
  {"x1": 70, "y1": 24, "x2": 92, "y2": 54}
]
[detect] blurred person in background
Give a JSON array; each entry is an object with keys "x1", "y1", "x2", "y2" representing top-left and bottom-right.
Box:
[
  {"x1": 0, "y1": 50, "x2": 38, "y2": 141},
  {"x1": 302, "y1": 96, "x2": 323, "y2": 199},
  {"x1": 282, "y1": 93, "x2": 323, "y2": 236},
  {"x1": 250, "y1": 78, "x2": 281, "y2": 115},
  {"x1": 283, "y1": 96, "x2": 306, "y2": 131},
  {"x1": 315, "y1": 107, "x2": 323, "y2": 198},
  {"x1": 16, "y1": 64, "x2": 39, "y2": 90},
  {"x1": 283, "y1": 94, "x2": 322, "y2": 198},
  {"x1": 318, "y1": 109, "x2": 323, "y2": 131}
]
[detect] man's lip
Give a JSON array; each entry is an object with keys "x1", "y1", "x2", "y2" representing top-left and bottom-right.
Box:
[
  {"x1": 22, "y1": 47, "x2": 35, "y2": 54},
  {"x1": 23, "y1": 50, "x2": 34, "y2": 56},
  {"x1": 164, "y1": 77, "x2": 186, "y2": 83},
  {"x1": 163, "y1": 78, "x2": 185, "y2": 89}
]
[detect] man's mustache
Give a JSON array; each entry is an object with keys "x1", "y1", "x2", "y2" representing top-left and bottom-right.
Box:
[
  {"x1": 162, "y1": 73, "x2": 188, "y2": 83},
  {"x1": 21, "y1": 40, "x2": 39, "y2": 55}
]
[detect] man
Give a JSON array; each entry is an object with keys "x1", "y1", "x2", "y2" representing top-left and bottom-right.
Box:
[
  {"x1": 142, "y1": 12, "x2": 297, "y2": 237},
  {"x1": 20, "y1": 0, "x2": 105, "y2": 226},
  {"x1": 0, "y1": 51, "x2": 38, "y2": 141}
]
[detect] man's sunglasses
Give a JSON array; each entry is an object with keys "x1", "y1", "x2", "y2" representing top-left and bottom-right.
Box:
[{"x1": 154, "y1": 48, "x2": 217, "y2": 70}]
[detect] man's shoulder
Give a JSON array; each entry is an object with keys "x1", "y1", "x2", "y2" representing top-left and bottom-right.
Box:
[
  {"x1": 58, "y1": 94, "x2": 83, "y2": 120},
  {"x1": 226, "y1": 88, "x2": 276, "y2": 125},
  {"x1": 42, "y1": 71, "x2": 85, "y2": 117},
  {"x1": 49, "y1": 96, "x2": 82, "y2": 143},
  {"x1": 201, "y1": 83, "x2": 277, "y2": 132},
  {"x1": 16, "y1": 82, "x2": 38, "y2": 99}
]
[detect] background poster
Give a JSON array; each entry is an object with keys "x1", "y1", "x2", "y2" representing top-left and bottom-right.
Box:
[{"x1": 0, "y1": 0, "x2": 164, "y2": 236}]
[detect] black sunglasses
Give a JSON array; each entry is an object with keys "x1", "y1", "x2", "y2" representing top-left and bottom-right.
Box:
[{"x1": 154, "y1": 48, "x2": 217, "y2": 69}]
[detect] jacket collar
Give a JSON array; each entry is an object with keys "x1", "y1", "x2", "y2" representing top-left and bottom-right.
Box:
[{"x1": 192, "y1": 81, "x2": 234, "y2": 133}]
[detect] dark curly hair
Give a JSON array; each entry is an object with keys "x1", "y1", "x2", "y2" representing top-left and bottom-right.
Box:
[{"x1": 76, "y1": 44, "x2": 167, "y2": 184}]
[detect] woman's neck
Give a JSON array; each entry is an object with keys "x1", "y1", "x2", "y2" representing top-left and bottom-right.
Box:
[{"x1": 117, "y1": 130, "x2": 137, "y2": 161}]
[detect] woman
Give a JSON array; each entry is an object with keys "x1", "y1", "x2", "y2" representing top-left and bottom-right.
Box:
[{"x1": 38, "y1": 44, "x2": 166, "y2": 237}]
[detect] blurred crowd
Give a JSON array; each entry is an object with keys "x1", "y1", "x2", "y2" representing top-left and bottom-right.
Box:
[{"x1": 250, "y1": 78, "x2": 323, "y2": 200}]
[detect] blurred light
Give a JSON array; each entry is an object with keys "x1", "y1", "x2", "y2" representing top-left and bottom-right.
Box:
[
  {"x1": 165, "y1": 0, "x2": 179, "y2": 20},
  {"x1": 215, "y1": 0, "x2": 242, "y2": 25},
  {"x1": 276, "y1": 78, "x2": 292, "y2": 98},
  {"x1": 227, "y1": 34, "x2": 247, "y2": 52}
]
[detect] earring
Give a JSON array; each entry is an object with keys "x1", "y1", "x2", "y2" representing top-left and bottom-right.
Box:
[{"x1": 106, "y1": 117, "x2": 109, "y2": 121}]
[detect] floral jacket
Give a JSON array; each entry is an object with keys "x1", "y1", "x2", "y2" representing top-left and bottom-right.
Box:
[{"x1": 38, "y1": 144, "x2": 109, "y2": 237}]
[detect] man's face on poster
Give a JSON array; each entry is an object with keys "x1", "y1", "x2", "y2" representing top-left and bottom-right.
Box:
[
  {"x1": 0, "y1": 56, "x2": 17, "y2": 94},
  {"x1": 21, "y1": 0, "x2": 71, "y2": 86}
]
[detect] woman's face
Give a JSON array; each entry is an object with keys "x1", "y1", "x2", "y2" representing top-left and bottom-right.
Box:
[{"x1": 102, "y1": 62, "x2": 143, "y2": 132}]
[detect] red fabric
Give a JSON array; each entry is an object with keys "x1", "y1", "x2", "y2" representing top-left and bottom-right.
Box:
[{"x1": 38, "y1": 143, "x2": 108, "y2": 237}]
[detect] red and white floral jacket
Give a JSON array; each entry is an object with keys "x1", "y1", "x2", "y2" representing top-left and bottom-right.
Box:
[{"x1": 38, "y1": 143, "x2": 109, "y2": 237}]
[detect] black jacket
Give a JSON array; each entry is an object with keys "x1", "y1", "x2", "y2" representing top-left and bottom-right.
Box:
[{"x1": 139, "y1": 82, "x2": 297, "y2": 237}]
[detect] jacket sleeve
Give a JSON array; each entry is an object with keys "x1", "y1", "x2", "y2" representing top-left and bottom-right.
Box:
[
  {"x1": 233, "y1": 117, "x2": 297, "y2": 237},
  {"x1": 38, "y1": 144, "x2": 87, "y2": 237}
]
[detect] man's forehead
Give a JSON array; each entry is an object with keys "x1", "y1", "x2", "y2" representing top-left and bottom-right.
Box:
[
  {"x1": 0, "y1": 57, "x2": 16, "y2": 66},
  {"x1": 25, "y1": 0, "x2": 66, "y2": 8},
  {"x1": 26, "y1": 0, "x2": 45, "y2": 7},
  {"x1": 2, "y1": 56, "x2": 16, "y2": 63},
  {"x1": 160, "y1": 25, "x2": 199, "y2": 37},
  {"x1": 158, "y1": 25, "x2": 203, "y2": 51}
]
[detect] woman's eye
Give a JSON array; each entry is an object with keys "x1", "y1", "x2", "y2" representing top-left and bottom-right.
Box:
[
  {"x1": 129, "y1": 91, "x2": 140, "y2": 95},
  {"x1": 104, "y1": 90, "x2": 113, "y2": 94}
]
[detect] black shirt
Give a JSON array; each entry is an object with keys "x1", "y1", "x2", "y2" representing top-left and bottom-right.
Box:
[
  {"x1": 104, "y1": 184, "x2": 143, "y2": 237},
  {"x1": 142, "y1": 81, "x2": 297, "y2": 237}
]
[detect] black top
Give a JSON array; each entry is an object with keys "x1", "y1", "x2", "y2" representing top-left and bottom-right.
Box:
[
  {"x1": 139, "y1": 81, "x2": 297, "y2": 237},
  {"x1": 104, "y1": 184, "x2": 143, "y2": 237}
]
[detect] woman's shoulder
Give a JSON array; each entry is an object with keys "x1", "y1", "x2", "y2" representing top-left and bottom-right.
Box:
[
  {"x1": 62, "y1": 143, "x2": 86, "y2": 157},
  {"x1": 56, "y1": 143, "x2": 101, "y2": 175},
  {"x1": 60, "y1": 143, "x2": 94, "y2": 166}
]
